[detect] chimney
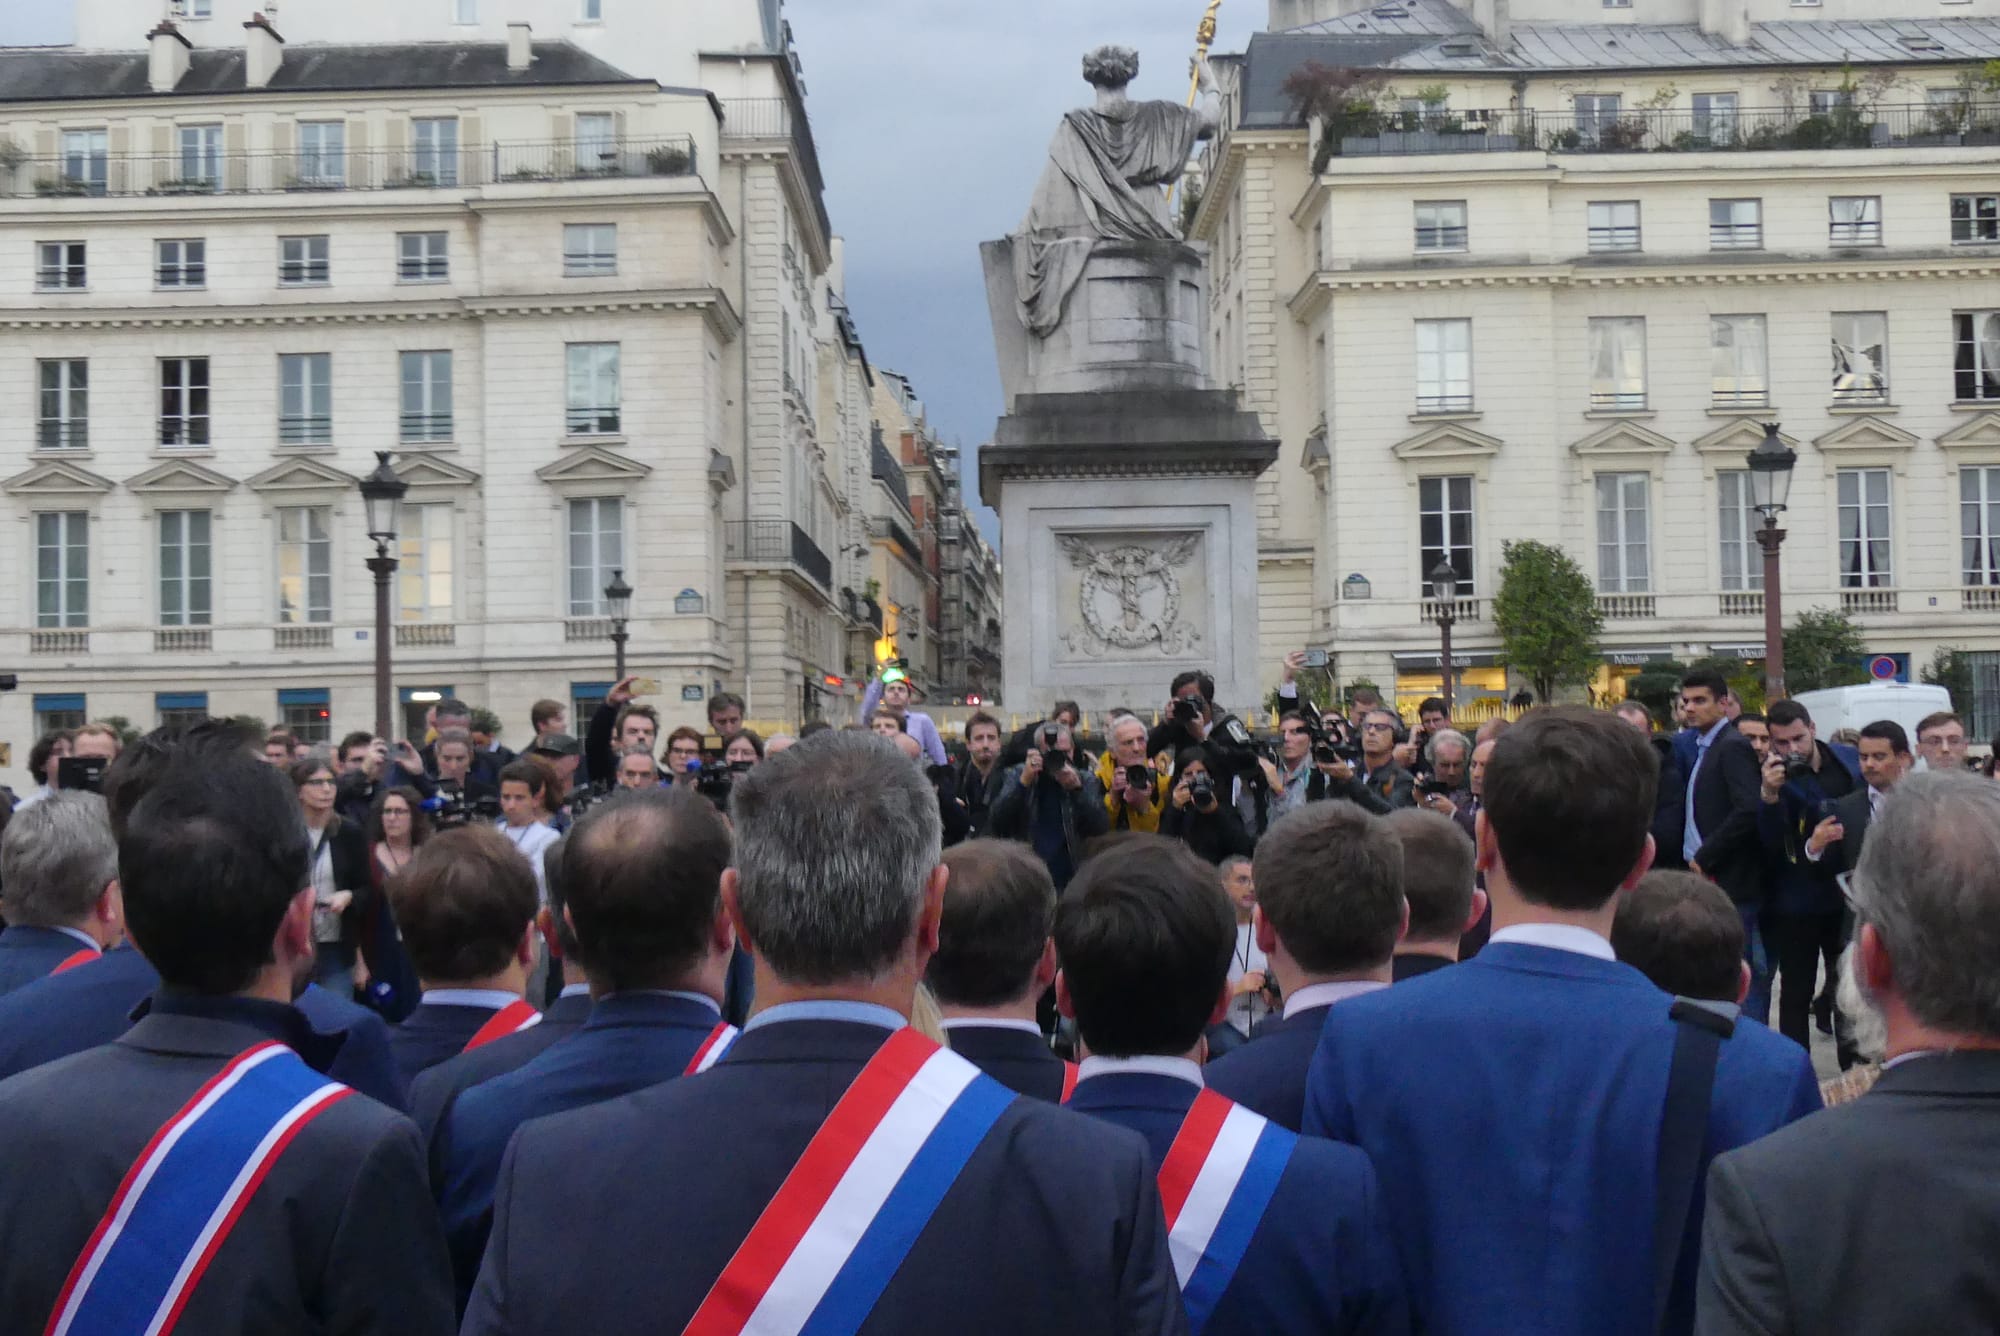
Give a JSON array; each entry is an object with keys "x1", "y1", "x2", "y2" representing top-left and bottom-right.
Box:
[
  {"x1": 244, "y1": 14, "x2": 285, "y2": 90},
  {"x1": 148, "y1": 20, "x2": 191, "y2": 94},
  {"x1": 1698, "y1": 0, "x2": 1750, "y2": 44},
  {"x1": 506, "y1": 22, "x2": 533, "y2": 72}
]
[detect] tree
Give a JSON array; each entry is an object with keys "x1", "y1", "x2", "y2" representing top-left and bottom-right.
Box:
[
  {"x1": 1922, "y1": 646, "x2": 1973, "y2": 710},
  {"x1": 1782, "y1": 608, "x2": 1867, "y2": 694},
  {"x1": 1493, "y1": 540, "x2": 1603, "y2": 703},
  {"x1": 470, "y1": 705, "x2": 505, "y2": 741},
  {"x1": 1281, "y1": 62, "x2": 1388, "y2": 172}
]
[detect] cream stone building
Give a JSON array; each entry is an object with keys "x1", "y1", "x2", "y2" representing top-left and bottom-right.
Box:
[
  {"x1": 0, "y1": 0, "x2": 895, "y2": 784},
  {"x1": 1197, "y1": 0, "x2": 2000, "y2": 731}
]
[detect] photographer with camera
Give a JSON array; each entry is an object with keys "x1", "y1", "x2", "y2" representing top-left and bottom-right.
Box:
[
  {"x1": 1145, "y1": 670, "x2": 1214, "y2": 758},
  {"x1": 1161, "y1": 745, "x2": 1257, "y2": 866},
  {"x1": 1412, "y1": 729, "x2": 1473, "y2": 817},
  {"x1": 1358, "y1": 709, "x2": 1418, "y2": 810},
  {"x1": 335, "y1": 731, "x2": 436, "y2": 829},
  {"x1": 988, "y1": 720, "x2": 1108, "y2": 890},
  {"x1": 583, "y1": 677, "x2": 661, "y2": 789},
  {"x1": 1097, "y1": 714, "x2": 1170, "y2": 833}
]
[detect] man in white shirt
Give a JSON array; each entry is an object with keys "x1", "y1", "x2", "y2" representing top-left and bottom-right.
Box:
[{"x1": 1218, "y1": 856, "x2": 1271, "y2": 1042}]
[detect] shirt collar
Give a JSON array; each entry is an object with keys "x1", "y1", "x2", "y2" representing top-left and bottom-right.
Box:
[
  {"x1": 1698, "y1": 718, "x2": 1729, "y2": 747},
  {"x1": 51, "y1": 925, "x2": 99, "y2": 951},
  {"x1": 939, "y1": 1018, "x2": 1044, "y2": 1036},
  {"x1": 1078, "y1": 1054, "x2": 1203, "y2": 1087},
  {"x1": 743, "y1": 999, "x2": 908, "y2": 1033},
  {"x1": 557, "y1": 982, "x2": 592, "y2": 999},
  {"x1": 598, "y1": 988, "x2": 721, "y2": 1016},
  {"x1": 1283, "y1": 979, "x2": 1389, "y2": 1018},
  {"x1": 1882, "y1": 1049, "x2": 1944, "y2": 1071},
  {"x1": 420, "y1": 988, "x2": 522, "y2": 1010},
  {"x1": 1488, "y1": 923, "x2": 1617, "y2": 961}
]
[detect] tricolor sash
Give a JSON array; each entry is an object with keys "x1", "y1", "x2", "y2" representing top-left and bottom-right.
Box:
[
  {"x1": 1158, "y1": 1089, "x2": 1294, "y2": 1335},
  {"x1": 684, "y1": 1027, "x2": 1015, "y2": 1336},
  {"x1": 462, "y1": 999, "x2": 541, "y2": 1053},
  {"x1": 1059, "y1": 1061, "x2": 1079, "y2": 1103},
  {"x1": 51, "y1": 949, "x2": 98, "y2": 976},
  {"x1": 684, "y1": 1021, "x2": 740, "y2": 1076},
  {"x1": 44, "y1": 1042, "x2": 351, "y2": 1336}
]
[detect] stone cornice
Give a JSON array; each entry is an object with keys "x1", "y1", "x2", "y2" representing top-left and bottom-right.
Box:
[
  {"x1": 1192, "y1": 130, "x2": 1305, "y2": 239},
  {"x1": 1296, "y1": 255, "x2": 2000, "y2": 297}
]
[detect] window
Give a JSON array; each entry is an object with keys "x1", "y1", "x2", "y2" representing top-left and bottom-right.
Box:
[
  {"x1": 575, "y1": 113, "x2": 617, "y2": 171},
  {"x1": 177, "y1": 125, "x2": 221, "y2": 191},
  {"x1": 156, "y1": 693, "x2": 208, "y2": 728},
  {"x1": 159, "y1": 358, "x2": 210, "y2": 447},
  {"x1": 36, "y1": 512, "x2": 88, "y2": 628},
  {"x1": 1595, "y1": 473, "x2": 1651, "y2": 593},
  {"x1": 1586, "y1": 201, "x2": 1640, "y2": 252},
  {"x1": 1710, "y1": 199, "x2": 1762, "y2": 249},
  {"x1": 565, "y1": 342, "x2": 621, "y2": 434},
  {"x1": 454, "y1": 0, "x2": 477, "y2": 22},
  {"x1": 398, "y1": 503, "x2": 454, "y2": 622},
  {"x1": 412, "y1": 117, "x2": 459, "y2": 186},
  {"x1": 278, "y1": 689, "x2": 332, "y2": 745},
  {"x1": 1839, "y1": 468, "x2": 1893, "y2": 588},
  {"x1": 1963, "y1": 466, "x2": 2000, "y2": 587},
  {"x1": 1419, "y1": 476, "x2": 1475, "y2": 596},
  {"x1": 1574, "y1": 94, "x2": 1621, "y2": 143},
  {"x1": 563, "y1": 223, "x2": 618, "y2": 275},
  {"x1": 1831, "y1": 312, "x2": 1888, "y2": 404},
  {"x1": 567, "y1": 498, "x2": 624, "y2": 616},
  {"x1": 279, "y1": 353, "x2": 332, "y2": 446},
  {"x1": 1711, "y1": 315, "x2": 1769, "y2": 408},
  {"x1": 61, "y1": 129, "x2": 107, "y2": 195},
  {"x1": 172, "y1": 0, "x2": 213, "y2": 15},
  {"x1": 572, "y1": 682, "x2": 612, "y2": 730},
  {"x1": 1414, "y1": 319, "x2": 1473, "y2": 413},
  {"x1": 1955, "y1": 311, "x2": 2000, "y2": 401},
  {"x1": 397, "y1": 232, "x2": 449, "y2": 281},
  {"x1": 1951, "y1": 194, "x2": 1999, "y2": 244},
  {"x1": 156, "y1": 238, "x2": 206, "y2": 287},
  {"x1": 1588, "y1": 317, "x2": 1647, "y2": 410},
  {"x1": 1717, "y1": 471, "x2": 1764, "y2": 592},
  {"x1": 1413, "y1": 201, "x2": 1467, "y2": 252},
  {"x1": 1808, "y1": 90, "x2": 1854, "y2": 117},
  {"x1": 38, "y1": 360, "x2": 87, "y2": 450},
  {"x1": 400, "y1": 351, "x2": 453, "y2": 442},
  {"x1": 581, "y1": 0, "x2": 603, "y2": 18},
  {"x1": 36, "y1": 242, "x2": 85, "y2": 290},
  {"x1": 159, "y1": 509, "x2": 212, "y2": 626},
  {"x1": 280, "y1": 234, "x2": 329, "y2": 285},
  {"x1": 276, "y1": 506, "x2": 332, "y2": 624},
  {"x1": 1691, "y1": 93, "x2": 1738, "y2": 145},
  {"x1": 1829, "y1": 196, "x2": 1881, "y2": 246},
  {"x1": 296, "y1": 121, "x2": 345, "y2": 187},
  {"x1": 34, "y1": 694, "x2": 87, "y2": 736}
]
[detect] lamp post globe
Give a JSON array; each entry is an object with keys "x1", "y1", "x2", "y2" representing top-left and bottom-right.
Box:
[
  {"x1": 1429, "y1": 559, "x2": 1459, "y2": 714},
  {"x1": 605, "y1": 569, "x2": 633, "y2": 681},
  {"x1": 357, "y1": 451, "x2": 408, "y2": 739},
  {"x1": 1745, "y1": 423, "x2": 1797, "y2": 702}
]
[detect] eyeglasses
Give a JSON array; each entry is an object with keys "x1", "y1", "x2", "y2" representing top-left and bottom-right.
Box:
[{"x1": 301, "y1": 776, "x2": 336, "y2": 788}]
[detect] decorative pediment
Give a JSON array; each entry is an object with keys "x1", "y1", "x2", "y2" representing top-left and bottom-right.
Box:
[
  {"x1": 1813, "y1": 415, "x2": 1917, "y2": 452},
  {"x1": 1569, "y1": 420, "x2": 1675, "y2": 458},
  {"x1": 125, "y1": 459, "x2": 238, "y2": 495},
  {"x1": 535, "y1": 445, "x2": 652, "y2": 485},
  {"x1": 1390, "y1": 421, "x2": 1502, "y2": 461},
  {"x1": 247, "y1": 457, "x2": 358, "y2": 493},
  {"x1": 1692, "y1": 418, "x2": 1799, "y2": 455},
  {"x1": 1938, "y1": 411, "x2": 2000, "y2": 452},
  {"x1": 395, "y1": 455, "x2": 481, "y2": 489},
  {"x1": 2, "y1": 459, "x2": 114, "y2": 496}
]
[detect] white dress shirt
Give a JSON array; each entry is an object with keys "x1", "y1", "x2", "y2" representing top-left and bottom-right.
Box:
[
  {"x1": 1487, "y1": 923, "x2": 1617, "y2": 961},
  {"x1": 1282, "y1": 979, "x2": 1390, "y2": 1019},
  {"x1": 1077, "y1": 1054, "x2": 1203, "y2": 1087}
]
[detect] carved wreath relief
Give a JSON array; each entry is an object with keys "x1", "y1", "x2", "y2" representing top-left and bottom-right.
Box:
[{"x1": 1056, "y1": 532, "x2": 1203, "y2": 656}]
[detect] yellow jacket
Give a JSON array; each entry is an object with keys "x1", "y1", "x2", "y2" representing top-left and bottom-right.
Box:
[{"x1": 1096, "y1": 749, "x2": 1171, "y2": 834}]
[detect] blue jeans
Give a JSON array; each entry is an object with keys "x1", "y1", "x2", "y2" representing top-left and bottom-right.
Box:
[{"x1": 1739, "y1": 905, "x2": 1772, "y2": 1025}]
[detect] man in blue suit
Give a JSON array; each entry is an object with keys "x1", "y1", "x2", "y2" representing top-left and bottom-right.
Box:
[
  {"x1": 1303, "y1": 707, "x2": 1819, "y2": 1335},
  {"x1": 928, "y1": 839, "x2": 1070, "y2": 1101},
  {"x1": 463, "y1": 732, "x2": 1187, "y2": 1336},
  {"x1": 1205, "y1": 801, "x2": 1406, "y2": 1132},
  {"x1": 0, "y1": 792, "x2": 121, "y2": 994},
  {"x1": 1058, "y1": 835, "x2": 1409, "y2": 1335},
  {"x1": 436, "y1": 787, "x2": 738, "y2": 1301}
]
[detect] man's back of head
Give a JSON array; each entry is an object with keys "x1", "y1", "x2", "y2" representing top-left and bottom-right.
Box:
[
  {"x1": 1253, "y1": 801, "x2": 1406, "y2": 978},
  {"x1": 929, "y1": 840, "x2": 1056, "y2": 1010},
  {"x1": 1483, "y1": 707, "x2": 1658, "y2": 913},
  {"x1": 0, "y1": 792, "x2": 116, "y2": 932},
  {"x1": 561, "y1": 788, "x2": 730, "y2": 993},
  {"x1": 390, "y1": 826, "x2": 539, "y2": 988},
  {"x1": 1382, "y1": 808, "x2": 1476, "y2": 951},
  {"x1": 1612, "y1": 871, "x2": 1746, "y2": 1003},
  {"x1": 1056, "y1": 836, "x2": 1232, "y2": 1057},
  {"x1": 102, "y1": 718, "x2": 259, "y2": 840}
]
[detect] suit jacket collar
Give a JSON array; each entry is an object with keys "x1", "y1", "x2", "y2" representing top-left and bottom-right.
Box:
[
  {"x1": 120, "y1": 992, "x2": 346, "y2": 1073},
  {"x1": 543, "y1": 992, "x2": 595, "y2": 1026},
  {"x1": 582, "y1": 992, "x2": 721, "y2": 1032},
  {"x1": 1393, "y1": 951, "x2": 1455, "y2": 981},
  {"x1": 1467, "y1": 941, "x2": 1659, "y2": 991},
  {"x1": 1269, "y1": 1003, "x2": 1332, "y2": 1034},
  {"x1": 718, "y1": 1018, "x2": 897, "y2": 1067},
  {"x1": 0, "y1": 924, "x2": 94, "y2": 953},
  {"x1": 1872, "y1": 1050, "x2": 2000, "y2": 1097},
  {"x1": 1064, "y1": 1071, "x2": 1201, "y2": 1118},
  {"x1": 945, "y1": 1025, "x2": 1060, "y2": 1065}
]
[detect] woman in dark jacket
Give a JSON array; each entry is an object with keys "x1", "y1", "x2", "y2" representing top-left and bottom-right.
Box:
[
  {"x1": 290, "y1": 758, "x2": 373, "y2": 996},
  {"x1": 1160, "y1": 747, "x2": 1257, "y2": 865}
]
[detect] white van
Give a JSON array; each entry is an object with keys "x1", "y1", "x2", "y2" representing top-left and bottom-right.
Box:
[{"x1": 1788, "y1": 683, "x2": 1953, "y2": 740}]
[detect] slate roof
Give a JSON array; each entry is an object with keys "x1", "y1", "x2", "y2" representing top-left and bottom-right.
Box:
[{"x1": 0, "y1": 40, "x2": 646, "y2": 103}]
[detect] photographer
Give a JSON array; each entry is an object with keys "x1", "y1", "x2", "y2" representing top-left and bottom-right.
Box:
[
  {"x1": 988, "y1": 720, "x2": 1108, "y2": 890},
  {"x1": 435, "y1": 730, "x2": 499, "y2": 806},
  {"x1": 1145, "y1": 670, "x2": 1214, "y2": 758},
  {"x1": 1097, "y1": 714, "x2": 1169, "y2": 833},
  {"x1": 1161, "y1": 745, "x2": 1257, "y2": 865},
  {"x1": 584, "y1": 677, "x2": 662, "y2": 788},
  {"x1": 335, "y1": 732, "x2": 435, "y2": 829},
  {"x1": 1358, "y1": 709, "x2": 1418, "y2": 810},
  {"x1": 1411, "y1": 729, "x2": 1473, "y2": 817},
  {"x1": 1001, "y1": 700, "x2": 1080, "y2": 769}
]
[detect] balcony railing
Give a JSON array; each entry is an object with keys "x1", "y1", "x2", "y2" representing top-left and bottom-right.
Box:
[
  {"x1": 1415, "y1": 393, "x2": 1474, "y2": 415},
  {"x1": 154, "y1": 628, "x2": 211, "y2": 652},
  {"x1": 719, "y1": 97, "x2": 830, "y2": 238},
  {"x1": 491, "y1": 136, "x2": 698, "y2": 184},
  {"x1": 1710, "y1": 389, "x2": 1771, "y2": 409},
  {"x1": 1841, "y1": 588, "x2": 1899, "y2": 614},
  {"x1": 30, "y1": 629, "x2": 87, "y2": 655},
  {"x1": 1719, "y1": 591, "x2": 1765, "y2": 618},
  {"x1": 159, "y1": 419, "x2": 209, "y2": 448},
  {"x1": 1589, "y1": 390, "x2": 1647, "y2": 412},
  {"x1": 274, "y1": 624, "x2": 332, "y2": 650},
  {"x1": 565, "y1": 406, "x2": 621, "y2": 436},
  {"x1": 36, "y1": 420, "x2": 87, "y2": 450},
  {"x1": 400, "y1": 413, "x2": 454, "y2": 444},
  {"x1": 1419, "y1": 597, "x2": 1483, "y2": 624},
  {"x1": 870, "y1": 430, "x2": 911, "y2": 511},
  {"x1": 1597, "y1": 593, "x2": 1656, "y2": 619},
  {"x1": 565, "y1": 617, "x2": 611, "y2": 641},
  {"x1": 1967, "y1": 586, "x2": 2000, "y2": 612},
  {"x1": 725, "y1": 520, "x2": 833, "y2": 592},
  {"x1": 396, "y1": 623, "x2": 456, "y2": 647},
  {"x1": 1830, "y1": 219, "x2": 1883, "y2": 246},
  {"x1": 278, "y1": 414, "x2": 332, "y2": 447}
]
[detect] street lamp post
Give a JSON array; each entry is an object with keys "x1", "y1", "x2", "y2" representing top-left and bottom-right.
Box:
[
  {"x1": 358, "y1": 452, "x2": 409, "y2": 740},
  {"x1": 1747, "y1": 422, "x2": 1799, "y2": 703},
  {"x1": 604, "y1": 569, "x2": 634, "y2": 681},
  {"x1": 1429, "y1": 558, "x2": 1459, "y2": 716}
]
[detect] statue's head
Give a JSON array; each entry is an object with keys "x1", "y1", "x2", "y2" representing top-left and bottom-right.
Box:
[{"x1": 1082, "y1": 45, "x2": 1140, "y2": 92}]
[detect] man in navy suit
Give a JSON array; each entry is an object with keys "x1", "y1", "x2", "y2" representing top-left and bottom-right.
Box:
[
  {"x1": 1382, "y1": 807, "x2": 1483, "y2": 982},
  {"x1": 1205, "y1": 801, "x2": 1406, "y2": 1132},
  {"x1": 1303, "y1": 707, "x2": 1819, "y2": 1335},
  {"x1": 436, "y1": 786, "x2": 737, "y2": 1301},
  {"x1": 0, "y1": 747, "x2": 454, "y2": 1334},
  {"x1": 1058, "y1": 836, "x2": 1409, "y2": 1335},
  {"x1": 0, "y1": 791, "x2": 121, "y2": 994},
  {"x1": 386, "y1": 825, "x2": 541, "y2": 1083},
  {"x1": 1681, "y1": 672, "x2": 1772, "y2": 1019},
  {"x1": 928, "y1": 839, "x2": 1070, "y2": 1101},
  {"x1": 463, "y1": 732, "x2": 1187, "y2": 1336}
]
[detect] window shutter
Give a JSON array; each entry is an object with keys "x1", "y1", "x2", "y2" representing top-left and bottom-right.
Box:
[
  {"x1": 550, "y1": 111, "x2": 572, "y2": 175},
  {"x1": 223, "y1": 119, "x2": 245, "y2": 191},
  {"x1": 384, "y1": 115, "x2": 406, "y2": 182},
  {"x1": 348, "y1": 117, "x2": 369, "y2": 188},
  {"x1": 460, "y1": 113, "x2": 482, "y2": 183},
  {"x1": 107, "y1": 124, "x2": 129, "y2": 194}
]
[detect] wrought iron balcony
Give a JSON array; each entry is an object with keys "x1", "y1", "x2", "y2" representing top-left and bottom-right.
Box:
[{"x1": 725, "y1": 520, "x2": 833, "y2": 592}]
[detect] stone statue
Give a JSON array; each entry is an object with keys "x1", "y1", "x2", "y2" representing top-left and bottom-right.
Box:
[{"x1": 1010, "y1": 46, "x2": 1220, "y2": 339}]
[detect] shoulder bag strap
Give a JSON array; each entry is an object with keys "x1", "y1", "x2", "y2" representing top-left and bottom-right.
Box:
[{"x1": 1651, "y1": 997, "x2": 1735, "y2": 1334}]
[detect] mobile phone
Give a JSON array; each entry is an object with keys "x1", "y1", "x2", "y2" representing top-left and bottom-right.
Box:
[
  {"x1": 630, "y1": 677, "x2": 662, "y2": 697},
  {"x1": 1301, "y1": 648, "x2": 1329, "y2": 668}
]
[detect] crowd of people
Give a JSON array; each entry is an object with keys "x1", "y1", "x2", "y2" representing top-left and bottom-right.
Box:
[{"x1": 0, "y1": 660, "x2": 1992, "y2": 1334}]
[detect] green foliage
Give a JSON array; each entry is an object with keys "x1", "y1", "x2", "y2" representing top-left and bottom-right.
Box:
[
  {"x1": 1281, "y1": 61, "x2": 1389, "y2": 170},
  {"x1": 470, "y1": 706, "x2": 504, "y2": 739},
  {"x1": 97, "y1": 716, "x2": 143, "y2": 748},
  {"x1": 1629, "y1": 653, "x2": 1763, "y2": 718},
  {"x1": 1264, "y1": 666, "x2": 1338, "y2": 721},
  {"x1": 1783, "y1": 608, "x2": 1868, "y2": 694},
  {"x1": 1922, "y1": 646, "x2": 1973, "y2": 711},
  {"x1": 1341, "y1": 678, "x2": 1382, "y2": 713},
  {"x1": 1493, "y1": 540, "x2": 1603, "y2": 703}
]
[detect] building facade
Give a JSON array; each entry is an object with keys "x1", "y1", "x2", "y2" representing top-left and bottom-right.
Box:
[
  {"x1": 1194, "y1": 0, "x2": 2000, "y2": 731},
  {"x1": 936, "y1": 443, "x2": 1003, "y2": 706}
]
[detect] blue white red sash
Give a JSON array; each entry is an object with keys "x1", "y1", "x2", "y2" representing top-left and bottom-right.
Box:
[
  {"x1": 462, "y1": 999, "x2": 541, "y2": 1053},
  {"x1": 684, "y1": 1021, "x2": 740, "y2": 1075},
  {"x1": 1059, "y1": 1061, "x2": 1078, "y2": 1102},
  {"x1": 1158, "y1": 1088, "x2": 1294, "y2": 1335},
  {"x1": 44, "y1": 1042, "x2": 351, "y2": 1336},
  {"x1": 52, "y1": 948, "x2": 98, "y2": 976},
  {"x1": 683, "y1": 1026, "x2": 1014, "y2": 1336}
]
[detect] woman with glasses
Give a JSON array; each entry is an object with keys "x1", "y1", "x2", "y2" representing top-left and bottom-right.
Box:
[{"x1": 290, "y1": 757, "x2": 372, "y2": 996}]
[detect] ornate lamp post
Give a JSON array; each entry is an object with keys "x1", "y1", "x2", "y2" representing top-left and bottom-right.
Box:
[
  {"x1": 604, "y1": 568, "x2": 634, "y2": 681},
  {"x1": 1746, "y1": 423, "x2": 1798, "y2": 703},
  {"x1": 1430, "y1": 558, "x2": 1459, "y2": 715},
  {"x1": 358, "y1": 452, "x2": 408, "y2": 739}
]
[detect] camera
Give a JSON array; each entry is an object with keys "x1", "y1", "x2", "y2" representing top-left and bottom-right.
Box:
[
  {"x1": 422, "y1": 786, "x2": 502, "y2": 830},
  {"x1": 1297, "y1": 696, "x2": 1361, "y2": 766},
  {"x1": 1037, "y1": 726, "x2": 1070, "y2": 773},
  {"x1": 1416, "y1": 775, "x2": 1457, "y2": 798},
  {"x1": 1783, "y1": 753, "x2": 1816, "y2": 781},
  {"x1": 1204, "y1": 714, "x2": 1267, "y2": 792},
  {"x1": 56, "y1": 755, "x2": 107, "y2": 795},
  {"x1": 1187, "y1": 773, "x2": 1215, "y2": 807},
  {"x1": 1123, "y1": 763, "x2": 1153, "y2": 793},
  {"x1": 1171, "y1": 696, "x2": 1202, "y2": 725},
  {"x1": 687, "y1": 758, "x2": 753, "y2": 813}
]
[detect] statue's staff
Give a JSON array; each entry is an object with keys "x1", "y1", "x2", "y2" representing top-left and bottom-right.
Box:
[{"x1": 1168, "y1": 0, "x2": 1224, "y2": 210}]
